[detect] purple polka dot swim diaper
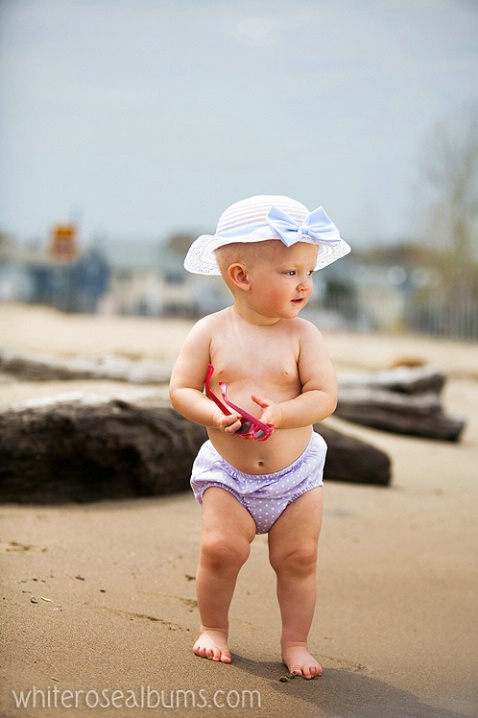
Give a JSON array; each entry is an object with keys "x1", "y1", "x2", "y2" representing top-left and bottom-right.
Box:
[{"x1": 190, "y1": 431, "x2": 327, "y2": 534}]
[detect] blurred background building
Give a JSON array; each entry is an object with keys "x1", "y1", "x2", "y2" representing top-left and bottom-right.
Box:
[
  {"x1": 0, "y1": 0, "x2": 477, "y2": 339},
  {"x1": 1, "y1": 223, "x2": 477, "y2": 339}
]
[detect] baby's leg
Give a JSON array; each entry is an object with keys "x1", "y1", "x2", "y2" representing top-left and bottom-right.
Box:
[
  {"x1": 268, "y1": 487, "x2": 323, "y2": 679},
  {"x1": 194, "y1": 487, "x2": 256, "y2": 663}
]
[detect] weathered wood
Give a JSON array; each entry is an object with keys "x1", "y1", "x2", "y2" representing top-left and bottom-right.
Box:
[
  {"x1": 0, "y1": 351, "x2": 465, "y2": 441},
  {"x1": 0, "y1": 350, "x2": 446, "y2": 395},
  {"x1": 338, "y1": 365, "x2": 446, "y2": 395},
  {"x1": 0, "y1": 395, "x2": 203, "y2": 503},
  {"x1": 317, "y1": 424, "x2": 391, "y2": 486},
  {"x1": 336, "y1": 386, "x2": 465, "y2": 441},
  {"x1": 0, "y1": 348, "x2": 171, "y2": 384},
  {"x1": 335, "y1": 366, "x2": 465, "y2": 441},
  {"x1": 0, "y1": 393, "x2": 391, "y2": 503}
]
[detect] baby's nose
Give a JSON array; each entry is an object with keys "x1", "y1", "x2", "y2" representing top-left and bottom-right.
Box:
[{"x1": 297, "y1": 276, "x2": 312, "y2": 290}]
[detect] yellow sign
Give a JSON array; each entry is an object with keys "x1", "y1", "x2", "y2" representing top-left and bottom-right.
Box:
[{"x1": 49, "y1": 224, "x2": 77, "y2": 261}]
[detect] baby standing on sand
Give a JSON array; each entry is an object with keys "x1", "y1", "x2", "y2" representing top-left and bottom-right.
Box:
[{"x1": 169, "y1": 195, "x2": 350, "y2": 678}]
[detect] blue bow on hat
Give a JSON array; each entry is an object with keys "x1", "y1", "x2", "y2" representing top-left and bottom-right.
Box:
[{"x1": 266, "y1": 205, "x2": 342, "y2": 248}]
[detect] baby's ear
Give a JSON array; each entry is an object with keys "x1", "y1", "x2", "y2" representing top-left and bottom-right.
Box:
[{"x1": 227, "y1": 263, "x2": 250, "y2": 290}]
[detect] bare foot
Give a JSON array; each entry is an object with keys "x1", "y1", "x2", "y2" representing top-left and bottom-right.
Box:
[
  {"x1": 282, "y1": 644, "x2": 323, "y2": 679},
  {"x1": 193, "y1": 628, "x2": 232, "y2": 664}
]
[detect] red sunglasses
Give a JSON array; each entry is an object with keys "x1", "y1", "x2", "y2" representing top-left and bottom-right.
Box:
[{"x1": 205, "y1": 364, "x2": 275, "y2": 442}]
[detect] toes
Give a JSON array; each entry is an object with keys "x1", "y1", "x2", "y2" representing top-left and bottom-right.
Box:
[
  {"x1": 193, "y1": 640, "x2": 231, "y2": 664},
  {"x1": 301, "y1": 665, "x2": 322, "y2": 679},
  {"x1": 207, "y1": 647, "x2": 219, "y2": 661},
  {"x1": 287, "y1": 663, "x2": 322, "y2": 679},
  {"x1": 195, "y1": 645, "x2": 219, "y2": 661}
]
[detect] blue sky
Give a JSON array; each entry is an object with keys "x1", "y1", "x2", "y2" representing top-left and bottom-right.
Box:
[{"x1": 0, "y1": 0, "x2": 477, "y2": 248}]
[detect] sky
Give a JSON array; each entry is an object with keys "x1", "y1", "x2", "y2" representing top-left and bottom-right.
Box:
[{"x1": 0, "y1": 0, "x2": 477, "y2": 249}]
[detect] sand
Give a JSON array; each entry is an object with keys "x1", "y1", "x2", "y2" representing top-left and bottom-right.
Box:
[{"x1": 0, "y1": 303, "x2": 477, "y2": 718}]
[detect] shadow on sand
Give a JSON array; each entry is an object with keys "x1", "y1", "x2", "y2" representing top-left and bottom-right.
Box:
[{"x1": 232, "y1": 655, "x2": 473, "y2": 718}]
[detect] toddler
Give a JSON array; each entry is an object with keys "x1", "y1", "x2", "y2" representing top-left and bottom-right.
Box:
[{"x1": 169, "y1": 195, "x2": 350, "y2": 678}]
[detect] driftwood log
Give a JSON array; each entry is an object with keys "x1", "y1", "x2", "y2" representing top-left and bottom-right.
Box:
[
  {"x1": 0, "y1": 393, "x2": 391, "y2": 503},
  {"x1": 317, "y1": 424, "x2": 390, "y2": 487},
  {"x1": 0, "y1": 348, "x2": 171, "y2": 384},
  {"x1": 0, "y1": 351, "x2": 465, "y2": 441},
  {"x1": 337, "y1": 366, "x2": 465, "y2": 442}
]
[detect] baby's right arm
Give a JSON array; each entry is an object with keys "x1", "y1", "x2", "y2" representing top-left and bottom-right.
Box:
[{"x1": 169, "y1": 318, "x2": 242, "y2": 434}]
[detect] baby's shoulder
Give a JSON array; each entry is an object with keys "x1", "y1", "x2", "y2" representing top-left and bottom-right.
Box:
[
  {"x1": 188, "y1": 308, "x2": 230, "y2": 339},
  {"x1": 288, "y1": 316, "x2": 323, "y2": 339},
  {"x1": 195, "y1": 308, "x2": 230, "y2": 331},
  {"x1": 285, "y1": 317, "x2": 327, "y2": 354}
]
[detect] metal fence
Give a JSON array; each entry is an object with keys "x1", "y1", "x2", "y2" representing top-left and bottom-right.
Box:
[
  {"x1": 404, "y1": 296, "x2": 478, "y2": 341},
  {"x1": 306, "y1": 294, "x2": 478, "y2": 341}
]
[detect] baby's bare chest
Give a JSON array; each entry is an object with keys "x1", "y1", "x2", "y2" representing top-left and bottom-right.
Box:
[{"x1": 210, "y1": 329, "x2": 301, "y2": 394}]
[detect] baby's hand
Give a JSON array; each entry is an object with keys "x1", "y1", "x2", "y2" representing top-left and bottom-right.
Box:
[
  {"x1": 251, "y1": 394, "x2": 282, "y2": 429},
  {"x1": 213, "y1": 408, "x2": 243, "y2": 435}
]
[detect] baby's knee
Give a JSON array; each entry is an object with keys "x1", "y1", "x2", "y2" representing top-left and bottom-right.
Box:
[
  {"x1": 270, "y1": 546, "x2": 317, "y2": 576},
  {"x1": 200, "y1": 532, "x2": 250, "y2": 570}
]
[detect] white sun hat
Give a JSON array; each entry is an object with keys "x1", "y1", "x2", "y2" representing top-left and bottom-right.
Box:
[{"x1": 184, "y1": 194, "x2": 351, "y2": 275}]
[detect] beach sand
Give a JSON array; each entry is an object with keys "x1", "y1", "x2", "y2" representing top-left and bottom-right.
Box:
[{"x1": 1, "y1": 303, "x2": 477, "y2": 717}]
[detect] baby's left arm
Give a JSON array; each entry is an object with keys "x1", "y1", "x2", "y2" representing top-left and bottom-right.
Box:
[{"x1": 252, "y1": 321, "x2": 337, "y2": 430}]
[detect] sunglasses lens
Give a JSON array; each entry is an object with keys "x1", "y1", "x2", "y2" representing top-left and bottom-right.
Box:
[
  {"x1": 237, "y1": 420, "x2": 252, "y2": 435},
  {"x1": 253, "y1": 429, "x2": 266, "y2": 440},
  {"x1": 235, "y1": 419, "x2": 270, "y2": 441}
]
